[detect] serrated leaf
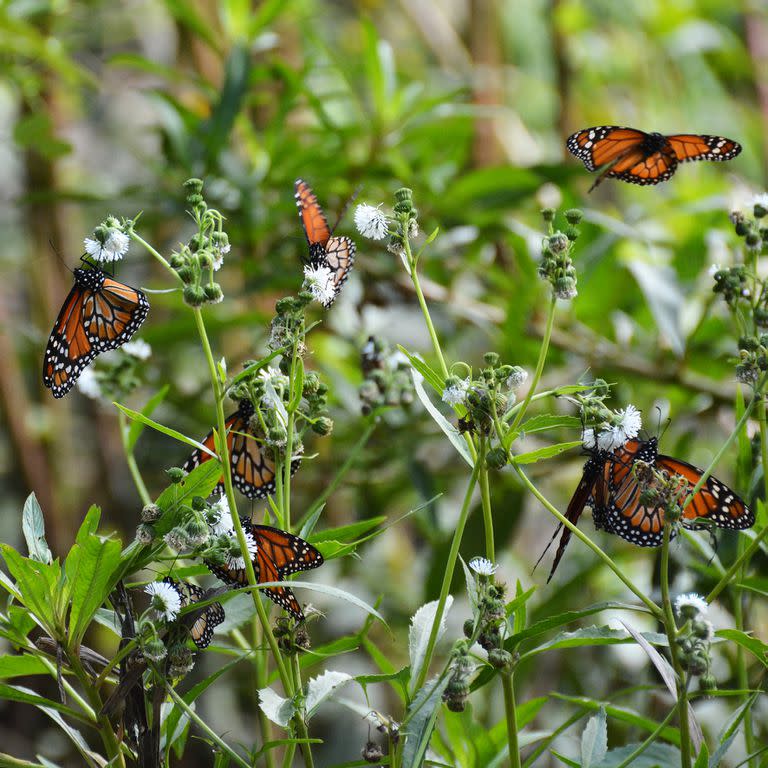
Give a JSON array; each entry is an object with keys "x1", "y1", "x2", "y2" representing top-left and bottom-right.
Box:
[
  {"x1": 257, "y1": 686, "x2": 295, "y2": 727},
  {"x1": 411, "y1": 369, "x2": 473, "y2": 467},
  {"x1": 460, "y1": 556, "x2": 480, "y2": 612},
  {"x1": 305, "y1": 670, "x2": 352, "y2": 720},
  {"x1": 716, "y1": 629, "x2": 768, "y2": 666},
  {"x1": 22, "y1": 493, "x2": 52, "y2": 565},
  {"x1": 401, "y1": 675, "x2": 451, "y2": 768},
  {"x1": 581, "y1": 706, "x2": 607, "y2": 767},
  {"x1": 409, "y1": 596, "x2": 453, "y2": 693}
]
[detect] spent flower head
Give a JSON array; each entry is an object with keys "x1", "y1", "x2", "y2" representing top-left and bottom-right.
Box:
[
  {"x1": 675, "y1": 593, "x2": 708, "y2": 619},
  {"x1": 583, "y1": 404, "x2": 642, "y2": 451},
  {"x1": 442, "y1": 376, "x2": 470, "y2": 407},
  {"x1": 145, "y1": 580, "x2": 182, "y2": 621},
  {"x1": 354, "y1": 203, "x2": 389, "y2": 240}
]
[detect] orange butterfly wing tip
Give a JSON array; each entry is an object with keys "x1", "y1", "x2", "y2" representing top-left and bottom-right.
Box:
[{"x1": 294, "y1": 178, "x2": 331, "y2": 248}]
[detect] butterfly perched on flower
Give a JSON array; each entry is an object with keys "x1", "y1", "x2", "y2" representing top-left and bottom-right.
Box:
[
  {"x1": 566, "y1": 126, "x2": 741, "y2": 192},
  {"x1": 163, "y1": 577, "x2": 225, "y2": 649},
  {"x1": 295, "y1": 179, "x2": 355, "y2": 307},
  {"x1": 541, "y1": 437, "x2": 753, "y2": 581},
  {"x1": 182, "y1": 398, "x2": 301, "y2": 500},
  {"x1": 206, "y1": 519, "x2": 323, "y2": 620},
  {"x1": 43, "y1": 267, "x2": 149, "y2": 398}
]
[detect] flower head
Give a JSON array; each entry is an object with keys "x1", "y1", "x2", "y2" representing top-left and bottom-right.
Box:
[
  {"x1": 583, "y1": 405, "x2": 642, "y2": 452},
  {"x1": 303, "y1": 264, "x2": 336, "y2": 306},
  {"x1": 226, "y1": 531, "x2": 258, "y2": 570},
  {"x1": 212, "y1": 241, "x2": 231, "y2": 271},
  {"x1": 208, "y1": 495, "x2": 235, "y2": 536},
  {"x1": 354, "y1": 204, "x2": 389, "y2": 240},
  {"x1": 122, "y1": 339, "x2": 152, "y2": 360},
  {"x1": 675, "y1": 593, "x2": 708, "y2": 619},
  {"x1": 145, "y1": 580, "x2": 182, "y2": 621},
  {"x1": 506, "y1": 367, "x2": 528, "y2": 392},
  {"x1": 84, "y1": 227, "x2": 130, "y2": 263},
  {"x1": 76, "y1": 367, "x2": 102, "y2": 399},
  {"x1": 442, "y1": 377, "x2": 470, "y2": 407},
  {"x1": 469, "y1": 557, "x2": 498, "y2": 577}
]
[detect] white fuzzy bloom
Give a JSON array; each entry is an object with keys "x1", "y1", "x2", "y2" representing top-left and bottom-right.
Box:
[
  {"x1": 750, "y1": 193, "x2": 768, "y2": 209},
  {"x1": 303, "y1": 263, "x2": 336, "y2": 306},
  {"x1": 122, "y1": 339, "x2": 152, "y2": 360},
  {"x1": 583, "y1": 405, "x2": 642, "y2": 452},
  {"x1": 212, "y1": 242, "x2": 230, "y2": 271},
  {"x1": 145, "y1": 580, "x2": 182, "y2": 621},
  {"x1": 226, "y1": 531, "x2": 258, "y2": 570},
  {"x1": 354, "y1": 204, "x2": 389, "y2": 240},
  {"x1": 708, "y1": 263, "x2": 722, "y2": 276},
  {"x1": 84, "y1": 229, "x2": 130, "y2": 262},
  {"x1": 674, "y1": 593, "x2": 708, "y2": 618},
  {"x1": 506, "y1": 367, "x2": 528, "y2": 392},
  {"x1": 442, "y1": 378, "x2": 470, "y2": 407},
  {"x1": 76, "y1": 368, "x2": 102, "y2": 399},
  {"x1": 209, "y1": 495, "x2": 235, "y2": 536},
  {"x1": 469, "y1": 557, "x2": 498, "y2": 576}
]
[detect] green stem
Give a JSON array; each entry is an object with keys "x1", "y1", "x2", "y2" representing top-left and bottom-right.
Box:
[
  {"x1": 478, "y1": 440, "x2": 494, "y2": 561},
  {"x1": 166, "y1": 686, "x2": 251, "y2": 768},
  {"x1": 512, "y1": 464, "x2": 662, "y2": 619},
  {"x1": 130, "y1": 231, "x2": 179, "y2": 282},
  {"x1": 510, "y1": 295, "x2": 556, "y2": 432},
  {"x1": 613, "y1": 706, "x2": 678, "y2": 768},
  {"x1": 660, "y1": 522, "x2": 691, "y2": 768},
  {"x1": 413, "y1": 461, "x2": 481, "y2": 692},
  {"x1": 501, "y1": 671, "x2": 521, "y2": 768},
  {"x1": 282, "y1": 338, "x2": 300, "y2": 532},
  {"x1": 118, "y1": 411, "x2": 151, "y2": 506},
  {"x1": 292, "y1": 654, "x2": 315, "y2": 768}
]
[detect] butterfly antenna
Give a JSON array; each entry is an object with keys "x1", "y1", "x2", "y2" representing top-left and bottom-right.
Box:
[
  {"x1": 49, "y1": 241, "x2": 74, "y2": 274},
  {"x1": 331, "y1": 184, "x2": 362, "y2": 232}
]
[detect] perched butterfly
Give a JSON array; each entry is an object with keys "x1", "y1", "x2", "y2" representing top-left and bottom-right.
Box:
[
  {"x1": 541, "y1": 438, "x2": 753, "y2": 580},
  {"x1": 163, "y1": 577, "x2": 225, "y2": 649},
  {"x1": 43, "y1": 267, "x2": 150, "y2": 397},
  {"x1": 182, "y1": 398, "x2": 301, "y2": 500},
  {"x1": 206, "y1": 519, "x2": 323, "y2": 620},
  {"x1": 295, "y1": 179, "x2": 355, "y2": 307},
  {"x1": 566, "y1": 126, "x2": 741, "y2": 191}
]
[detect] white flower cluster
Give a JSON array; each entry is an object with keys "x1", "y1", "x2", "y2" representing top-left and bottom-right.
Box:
[
  {"x1": 145, "y1": 580, "x2": 182, "y2": 621},
  {"x1": 84, "y1": 227, "x2": 130, "y2": 263},
  {"x1": 442, "y1": 377, "x2": 470, "y2": 407},
  {"x1": 122, "y1": 339, "x2": 152, "y2": 360},
  {"x1": 582, "y1": 404, "x2": 642, "y2": 452},
  {"x1": 207, "y1": 495, "x2": 258, "y2": 570},
  {"x1": 469, "y1": 557, "x2": 498, "y2": 576},
  {"x1": 303, "y1": 263, "x2": 336, "y2": 306},
  {"x1": 354, "y1": 204, "x2": 389, "y2": 240},
  {"x1": 674, "y1": 593, "x2": 708, "y2": 618}
]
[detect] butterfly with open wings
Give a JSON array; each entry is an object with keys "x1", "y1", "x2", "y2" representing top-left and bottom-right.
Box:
[{"x1": 566, "y1": 126, "x2": 741, "y2": 192}]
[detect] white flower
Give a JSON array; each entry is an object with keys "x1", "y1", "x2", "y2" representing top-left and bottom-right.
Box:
[
  {"x1": 122, "y1": 339, "x2": 152, "y2": 360},
  {"x1": 442, "y1": 378, "x2": 470, "y2": 407},
  {"x1": 506, "y1": 367, "x2": 528, "y2": 392},
  {"x1": 469, "y1": 557, "x2": 498, "y2": 576},
  {"x1": 750, "y1": 193, "x2": 768, "y2": 210},
  {"x1": 674, "y1": 593, "x2": 708, "y2": 618},
  {"x1": 583, "y1": 405, "x2": 642, "y2": 452},
  {"x1": 354, "y1": 203, "x2": 389, "y2": 240},
  {"x1": 226, "y1": 531, "x2": 258, "y2": 570},
  {"x1": 76, "y1": 368, "x2": 102, "y2": 399},
  {"x1": 84, "y1": 229, "x2": 130, "y2": 263},
  {"x1": 212, "y1": 242, "x2": 230, "y2": 271},
  {"x1": 303, "y1": 264, "x2": 336, "y2": 306},
  {"x1": 708, "y1": 263, "x2": 722, "y2": 276},
  {"x1": 208, "y1": 495, "x2": 235, "y2": 536},
  {"x1": 145, "y1": 580, "x2": 182, "y2": 621}
]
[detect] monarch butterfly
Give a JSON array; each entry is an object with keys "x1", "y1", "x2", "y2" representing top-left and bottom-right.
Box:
[
  {"x1": 206, "y1": 519, "x2": 323, "y2": 620},
  {"x1": 295, "y1": 179, "x2": 355, "y2": 307},
  {"x1": 163, "y1": 577, "x2": 225, "y2": 649},
  {"x1": 541, "y1": 437, "x2": 753, "y2": 580},
  {"x1": 566, "y1": 126, "x2": 741, "y2": 191},
  {"x1": 43, "y1": 267, "x2": 150, "y2": 397},
  {"x1": 182, "y1": 399, "x2": 301, "y2": 499}
]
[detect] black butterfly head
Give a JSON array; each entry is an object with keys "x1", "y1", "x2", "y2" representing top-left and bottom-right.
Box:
[{"x1": 73, "y1": 267, "x2": 106, "y2": 290}]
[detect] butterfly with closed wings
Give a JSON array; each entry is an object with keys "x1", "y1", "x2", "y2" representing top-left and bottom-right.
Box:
[
  {"x1": 43, "y1": 266, "x2": 150, "y2": 398},
  {"x1": 541, "y1": 437, "x2": 753, "y2": 581},
  {"x1": 295, "y1": 179, "x2": 355, "y2": 307},
  {"x1": 163, "y1": 577, "x2": 225, "y2": 650},
  {"x1": 206, "y1": 519, "x2": 323, "y2": 621},
  {"x1": 566, "y1": 126, "x2": 741, "y2": 192}
]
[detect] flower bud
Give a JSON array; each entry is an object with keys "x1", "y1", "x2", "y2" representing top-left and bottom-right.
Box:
[
  {"x1": 484, "y1": 351, "x2": 500, "y2": 367},
  {"x1": 548, "y1": 232, "x2": 569, "y2": 253},
  {"x1": 362, "y1": 742, "x2": 384, "y2": 762},
  {"x1": 463, "y1": 619, "x2": 475, "y2": 638},
  {"x1": 141, "y1": 503, "x2": 162, "y2": 522},
  {"x1": 754, "y1": 202, "x2": 768, "y2": 219},
  {"x1": 541, "y1": 207, "x2": 556, "y2": 223},
  {"x1": 184, "y1": 178, "x2": 204, "y2": 194},
  {"x1": 488, "y1": 648, "x2": 513, "y2": 670},
  {"x1": 136, "y1": 523, "x2": 155, "y2": 545},
  {"x1": 486, "y1": 447, "x2": 508, "y2": 470},
  {"x1": 204, "y1": 283, "x2": 224, "y2": 303},
  {"x1": 311, "y1": 416, "x2": 334, "y2": 436},
  {"x1": 166, "y1": 467, "x2": 186, "y2": 483},
  {"x1": 143, "y1": 637, "x2": 167, "y2": 662},
  {"x1": 700, "y1": 672, "x2": 717, "y2": 691},
  {"x1": 564, "y1": 208, "x2": 583, "y2": 225},
  {"x1": 183, "y1": 285, "x2": 207, "y2": 307}
]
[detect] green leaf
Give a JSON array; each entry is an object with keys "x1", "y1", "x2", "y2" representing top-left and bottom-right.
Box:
[
  {"x1": 401, "y1": 675, "x2": 451, "y2": 768},
  {"x1": 0, "y1": 654, "x2": 53, "y2": 679},
  {"x1": 64, "y1": 510, "x2": 123, "y2": 646},
  {"x1": 693, "y1": 741, "x2": 709, "y2": 768},
  {"x1": 127, "y1": 386, "x2": 169, "y2": 452},
  {"x1": 411, "y1": 368, "x2": 473, "y2": 468},
  {"x1": 409, "y1": 596, "x2": 453, "y2": 695},
  {"x1": 22, "y1": 493, "x2": 52, "y2": 564},
  {"x1": 522, "y1": 625, "x2": 668, "y2": 660},
  {"x1": 710, "y1": 691, "x2": 757, "y2": 767},
  {"x1": 596, "y1": 743, "x2": 681, "y2": 767},
  {"x1": 397, "y1": 346, "x2": 445, "y2": 394},
  {"x1": 519, "y1": 414, "x2": 583, "y2": 435},
  {"x1": 581, "y1": 706, "x2": 607, "y2": 768},
  {"x1": 0, "y1": 683, "x2": 84, "y2": 721},
  {"x1": 305, "y1": 670, "x2": 352, "y2": 720},
  {"x1": 308, "y1": 517, "x2": 386, "y2": 544},
  {"x1": 512, "y1": 441, "x2": 583, "y2": 465},
  {"x1": 716, "y1": 629, "x2": 768, "y2": 667},
  {"x1": 551, "y1": 750, "x2": 580, "y2": 767},
  {"x1": 257, "y1": 686, "x2": 295, "y2": 727}
]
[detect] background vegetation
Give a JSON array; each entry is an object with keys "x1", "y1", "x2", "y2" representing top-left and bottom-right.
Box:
[{"x1": 0, "y1": 0, "x2": 766, "y2": 766}]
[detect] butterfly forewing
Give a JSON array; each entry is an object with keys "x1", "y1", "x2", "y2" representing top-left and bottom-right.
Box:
[
  {"x1": 666, "y1": 135, "x2": 742, "y2": 163},
  {"x1": 163, "y1": 578, "x2": 225, "y2": 649},
  {"x1": 295, "y1": 179, "x2": 331, "y2": 248}
]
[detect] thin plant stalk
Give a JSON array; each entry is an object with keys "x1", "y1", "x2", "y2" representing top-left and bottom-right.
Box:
[
  {"x1": 478, "y1": 439, "x2": 495, "y2": 561},
  {"x1": 118, "y1": 410, "x2": 151, "y2": 506},
  {"x1": 659, "y1": 522, "x2": 691, "y2": 768},
  {"x1": 501, "y1": 671, "x2": 521, "y2": 768},
  {"x1": 613, "y1": 706, "x2": 678, "y2": 768},
  {"x1": 413, "y1": 461, "x2": 481, "y2": 692}
]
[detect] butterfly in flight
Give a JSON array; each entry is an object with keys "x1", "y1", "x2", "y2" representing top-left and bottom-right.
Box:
[
  {"x1": 566, "y1": 126, "x2": 741, "y2": 192},
  {"x1": 43, "y1": 267, "x2": 149, "y2": 397},
  {"x1": 206, "y1": 519, "x2": 323, "y2": 620},
  {"x1": 182, "y1": 398, "x2": 301, "y2": 500},
  {"x1": 163, "y1": 577, "x2": 225, "y2": 649},
  {"x1": 295, "y1": 179, "x2": 356, "y2": 307},
  {"x1": 540, "y1": 437, "x2": 753, "y2": 581}
]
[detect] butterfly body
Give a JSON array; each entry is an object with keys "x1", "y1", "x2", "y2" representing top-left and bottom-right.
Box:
[
  {"x1": 294, "y1": 179, "x2": 355, "y2": 307},
  {"x1": 566, "y1": 126, "x2": 741, "y2": 191},
  {"x1": 206, "y1": 520, "x2": 323, "y2": 620},
  {"x1": 183, "y1": 398, "x2": 301, "y2": 499},
  {"x1": 43, "y1": 267, "x2": 150, "y2": 398}
]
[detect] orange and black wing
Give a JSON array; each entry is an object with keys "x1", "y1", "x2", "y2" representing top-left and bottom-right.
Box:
[
  {"x1": 182, "y1": 409, "x2": 243, "y2": 495},
  {"x1": 83, "y1": 276, "x2": 149, "y2": 351},
  {"x1": 163, "y1": 578, "x2": 225, "y2": 649},
  {"x1": 655, "y1": 454, "x2": 753, "y2": 531},
  {"x1": 229, "y1": 429, "x2": 282, "y2": 500},
  {"x1": 43, "y1": 282, "x2": 96, "y2": 398},
  {"x1": 254, "y1": 543, "x2": 305, "y2": 620},
  {"x1": 251, "y1": 525, "x2": 324, "y2": 576},
  {"x1": 295, "y1": 179, "x2": 331, "y2": 248},
  {"x1": 605, "y1": 147, "x2": 678, "y2": 186},
  {"x1": 317, "y1": 236, "x2": 356, "y2": 307},
  {"x1": 665, "y1": 134, "x2": 741, "y2": 164},
  {"x1": 566, "y1": 126, "x2": 648, "y2": 171}
]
